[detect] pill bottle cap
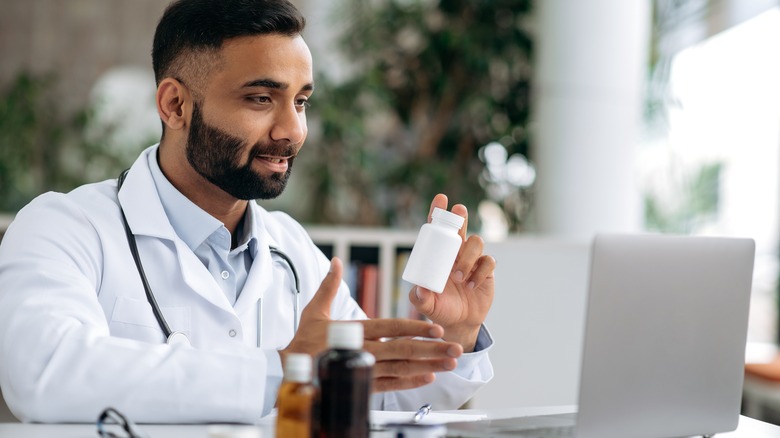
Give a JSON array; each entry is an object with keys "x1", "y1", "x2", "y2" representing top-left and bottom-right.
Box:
[
  {"x1": 431, "y1": 207, "x2": 465, "y2": 229},
  {"x1": 283, "y1": 353, "x2": 312, "y2": 383},
  {"x1": 328, "y1": 322, "x2": 363, "y2": 350}
]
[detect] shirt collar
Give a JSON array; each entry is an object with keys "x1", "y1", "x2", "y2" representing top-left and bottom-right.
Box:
[{"x1": 147, "y1": 149, "x2": 259, "y2": 252}]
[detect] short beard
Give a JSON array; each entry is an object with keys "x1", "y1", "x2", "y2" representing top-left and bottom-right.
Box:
[{"x1": 185, "y1": 101, "x2": 296, "y2": 200}]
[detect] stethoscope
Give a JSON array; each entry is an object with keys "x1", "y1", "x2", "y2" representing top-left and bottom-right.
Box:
[{"x1": 117, "y1": 170, "x2": 301, "y2": 347}]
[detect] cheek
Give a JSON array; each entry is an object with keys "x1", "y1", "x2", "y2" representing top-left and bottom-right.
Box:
[{"x1": 229, "y1": 113, "x2": 274, "y2": 141}]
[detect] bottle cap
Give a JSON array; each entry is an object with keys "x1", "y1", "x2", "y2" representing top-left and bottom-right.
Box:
[
  {"x1": 431, "y1": 207, "x2": 465, "y2": 229},
  {"x1": 283, "y1": 353, "x2": 312, "y2": 383},
  {"x1": 327, "y1": 322, "x2": 363, "y2": 350}
]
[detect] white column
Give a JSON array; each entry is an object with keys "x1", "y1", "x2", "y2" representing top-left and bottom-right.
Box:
[{"x1": 532, "y1": 0, "x2": 651, "y2": 237}]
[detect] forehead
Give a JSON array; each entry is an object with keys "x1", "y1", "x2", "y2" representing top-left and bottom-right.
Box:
[{"x1": 208, "y1": 34, "x2": 313, "y2": 91}]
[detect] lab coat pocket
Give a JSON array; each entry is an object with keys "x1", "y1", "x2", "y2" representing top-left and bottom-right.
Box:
[{"x1": 109, "y1": 296, "x2": 191, "y2": 344}]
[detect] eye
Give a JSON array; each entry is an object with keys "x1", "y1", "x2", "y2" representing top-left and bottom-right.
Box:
[
  {"x1": 295, "y1": 98, "x2": 310, "y2": 110},
  {"x1": 248, "y1": 95, "x2": 271, "y2": 105}
]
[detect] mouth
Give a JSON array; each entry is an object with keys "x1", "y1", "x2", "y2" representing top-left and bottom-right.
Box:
[{"x1": 254, "y1": 154, "x2": 295, "y2": 173}]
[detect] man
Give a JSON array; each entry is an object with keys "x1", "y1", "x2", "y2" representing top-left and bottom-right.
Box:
[{"x1": 0, "y1": 0, "x2": 495, "y2": 423}]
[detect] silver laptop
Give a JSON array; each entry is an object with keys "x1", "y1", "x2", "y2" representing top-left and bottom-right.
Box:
[{"x1": 448, "y1": 234, "x2": 755, "y2": 438}]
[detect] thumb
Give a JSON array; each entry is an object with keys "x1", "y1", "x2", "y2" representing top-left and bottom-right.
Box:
[
  {"x1": 410, "y1": 285, "x2": 435, "y2": 316},
  {"x1": 304, "y1": 257, "x2": 343, "y2": 318}
]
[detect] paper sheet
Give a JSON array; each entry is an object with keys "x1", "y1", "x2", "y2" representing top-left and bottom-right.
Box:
[
  {"x1": 258, "y1": 408, "x2": 487, "y2": 427},
  {"x1": 370, "y1": 409, "x2": 487, "y2": 426}
]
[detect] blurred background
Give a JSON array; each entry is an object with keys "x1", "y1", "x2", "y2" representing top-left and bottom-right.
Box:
[{"x1": 1, "y1": 0, "x2": 780, "y2": 422}]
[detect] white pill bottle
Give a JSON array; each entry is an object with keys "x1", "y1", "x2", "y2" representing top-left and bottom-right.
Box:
[{"x1": 402, "y1": 207, "x2": 465, "y2": 293}]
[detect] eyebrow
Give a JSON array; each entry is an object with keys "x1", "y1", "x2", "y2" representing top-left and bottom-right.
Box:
[{"x1": 241, "y1": 78, "x2": 314, "y2": 92}]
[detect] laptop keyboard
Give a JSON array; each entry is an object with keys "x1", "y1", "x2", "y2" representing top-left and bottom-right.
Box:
[
  {"x1": 493, "y1": 425, "x2": 575, "y2": 437},
  {"x1": 445, "y1": 413, "x2": 576, "y2": 437}
]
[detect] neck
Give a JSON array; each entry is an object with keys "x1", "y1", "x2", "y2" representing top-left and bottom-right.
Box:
[{"x1": 157, "y1": 141, "x2": 248, "y2": 236}]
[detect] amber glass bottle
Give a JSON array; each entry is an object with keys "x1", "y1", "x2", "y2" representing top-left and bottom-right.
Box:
[
  {"x1": 314, "y1": 322, "x2": 375, "y2": 438},
  {"x1": 275, "y1": 353, "x2": 315, "y2": 438}
]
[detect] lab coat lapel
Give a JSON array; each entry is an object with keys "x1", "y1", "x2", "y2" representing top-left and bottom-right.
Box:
[
  {"x1": 173, "y1": 239, "x2": 233, "y2": 312},
  {"x1": 117, "y1": 150, "x2": 175, "y2": 241},
  {"x1": 117, "y1": 146, "x2": 233, "y2": 314}
]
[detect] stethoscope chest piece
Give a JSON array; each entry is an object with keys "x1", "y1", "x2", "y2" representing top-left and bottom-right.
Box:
[{"x1": 166, "y1": 331, "x2": 191, "y2": 347}]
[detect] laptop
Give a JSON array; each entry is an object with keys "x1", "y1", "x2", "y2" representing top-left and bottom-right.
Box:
[{"x1": 447, "y1": 234, "x2": 755, "y2": 438}]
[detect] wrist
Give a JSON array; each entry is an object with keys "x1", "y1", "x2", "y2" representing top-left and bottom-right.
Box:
[{"x1": 442, "y1": 324, "x2": 481, "y2": 353}]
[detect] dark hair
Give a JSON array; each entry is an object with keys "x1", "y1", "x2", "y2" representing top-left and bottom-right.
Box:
[{"x1": 152, "y1": 0, "x2": 306, "y2": 84}]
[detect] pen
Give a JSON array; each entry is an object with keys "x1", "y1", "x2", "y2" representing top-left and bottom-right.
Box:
[{"x1": 412, "y1": 403, "x2": 432, "y2": 423}]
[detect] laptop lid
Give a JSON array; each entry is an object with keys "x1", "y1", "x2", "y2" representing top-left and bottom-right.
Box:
[{"x1": 575, "y1": 234, "x2": 755, "y2": 438}]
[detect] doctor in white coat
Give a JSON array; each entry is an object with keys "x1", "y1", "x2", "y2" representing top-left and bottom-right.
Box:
[{"x1": 0, "y1": 0, "x2": 495, "y2": 424}]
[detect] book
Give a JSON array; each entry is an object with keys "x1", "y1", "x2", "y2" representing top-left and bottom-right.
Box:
[
  {"x1": 345, "y1": 261, "x2": 360, "y2": 302},
  {"x1": 393, "y1": 249, "x2": 421, "y2": 320},
  {"x1": 357, "y1": 264, "x2": 379, "y2": 319}
]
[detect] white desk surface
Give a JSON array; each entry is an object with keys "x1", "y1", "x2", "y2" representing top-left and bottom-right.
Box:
[{"x1": 1, "y1": 406, "x2": 779, "y2": 437}]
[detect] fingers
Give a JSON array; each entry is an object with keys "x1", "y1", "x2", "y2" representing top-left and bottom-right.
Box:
[
  {"x1": 452, "y1": 236, "x2": 495, "y2": 289},
  {"x1": 374, "y1": 374, "x2": 436, "y2": 393},
  {"x1": 450, "y1": 204, "x2": 468, "y2": 240},
  {"x1": 364, "y1": 337, "x2": 462, "y2": 361},
  {"x1": 301, "y1": 257, "x2": 343, "y2": 319},
  {"x1": 427, "y1": 194, "x2": 448, "y2": 222},
  {"x1": 427, "y1": 194, "x2": 468, "y2": 239},
  {"x1": 365, "y1": 335, "x2": 462, "y2": 393},
  {"x1": 468, "y1": 254, "x2": 496, "y2": 287},
  {"x1": 361, "y1": 318, "x2": 444, "y2": 340},
  {"x1": 410, "y1": 286, "x2": 435, "y2": 316},
  {"x1": 283, "y1": 258, "x2": 343, "y2": 359},
  {"x1": 371, "y1": 357, "x2": 457, "y2": 389}
]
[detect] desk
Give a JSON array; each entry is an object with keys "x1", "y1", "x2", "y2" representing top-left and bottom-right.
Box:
[
  {"x1": 1, "y1": 407, "x2": 779, "y2": 437},
  {"x1": 466, "y1": 406, "x2": 780, "y2": 437}
]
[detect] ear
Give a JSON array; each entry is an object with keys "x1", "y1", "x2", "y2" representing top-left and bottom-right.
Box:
[{"x1": 156, "y1": 78, "x2": 192, "y2": 132}]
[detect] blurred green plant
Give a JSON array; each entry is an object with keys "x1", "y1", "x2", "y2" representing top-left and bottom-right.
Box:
[
  {"x1": 0, "y1": 72, "x2": 138, "y2": 212},
  {"x1": 644, "y1": 162, "x2": 722, "y2": 234},
  {"x1": 301, "y1": 0, "x2": 533, "y2": 229},
  {"x1": 646, "y1": 0, "x2": 710, "y2": 131},
  {"x1": 643, "y1": 0, "x2": 721, "y2": 234}
]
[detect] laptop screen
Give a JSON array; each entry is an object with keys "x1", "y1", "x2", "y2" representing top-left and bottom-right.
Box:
[{"x1": 576, "y1": 234, "x2": 755, "y2": 438}]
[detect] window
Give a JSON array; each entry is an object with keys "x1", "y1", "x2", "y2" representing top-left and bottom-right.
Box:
[{"x1": 640, "y1": 7, "x2": 780, "y2": 342}]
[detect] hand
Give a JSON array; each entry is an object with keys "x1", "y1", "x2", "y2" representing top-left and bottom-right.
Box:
[
  {"x1": 362, "y1": 318, "x2": 462, "y2": 393},
  {"x1": 279, "y1": 258, "x2": 343, "y2": 365},
  {"x1": 410, "y1": 194, "x2": 495, "y2": 352},
  {"x1": 280, "y1": 257, "x2": 463, "y2": 393}
]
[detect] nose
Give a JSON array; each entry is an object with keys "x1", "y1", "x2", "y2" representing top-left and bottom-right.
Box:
[{"x1": 270, "y1": 103, "x2": 306, "y2": 145}]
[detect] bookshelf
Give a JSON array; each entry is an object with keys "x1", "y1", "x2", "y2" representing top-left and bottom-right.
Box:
[{"x1": 304, "y1": 226, "x2": 419, "y2": 319}]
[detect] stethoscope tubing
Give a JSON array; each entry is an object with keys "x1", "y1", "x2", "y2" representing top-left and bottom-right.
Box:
[
  {"x1": 118, "y1": 170, "x2": 174, "y2": 339},
  {"x1": 268, "y1": 247, "x2": 300, "y2": 333},
  {"x1": 117, "y1": 170, "x2": 301, "y2": 347}
]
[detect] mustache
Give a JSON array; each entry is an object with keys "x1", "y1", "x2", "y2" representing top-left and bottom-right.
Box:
[{"x1": 249, "y1": 142, "x2": 299, "y2": 159}]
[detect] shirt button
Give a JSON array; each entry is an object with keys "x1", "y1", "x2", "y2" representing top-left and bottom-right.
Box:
[
  {"x1": 221, "y1": 270, "x2": 230, "y2": 279},
  {"x1": 228, "y1": 329, "x2": 237, "y2": 337}
]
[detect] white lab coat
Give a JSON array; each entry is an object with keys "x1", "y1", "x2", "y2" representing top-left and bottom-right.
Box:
[{"x1": 0, "y1": 146, "x2": 493, "y2": 423}]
